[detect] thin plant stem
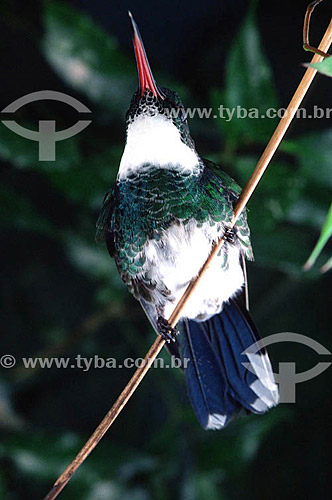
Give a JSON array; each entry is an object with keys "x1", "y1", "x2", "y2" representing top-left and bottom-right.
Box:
[
  {"x1": 303, "y1": 0, "x2": 331, "y2": 57},
  {"x1": 43, "y1": 16, "x2": 332, "y2": 500}
]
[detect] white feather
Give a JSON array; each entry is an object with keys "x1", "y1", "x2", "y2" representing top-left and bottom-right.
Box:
[
  {"x1": 141, "y1": 219, "x2": 244, "y2": 320},
  {"x1": 206, "y1": 413, "x2": 228, "y2": 430},
  {"x1": 118, "y1": 114, "x2": 199, "y2": 178},
  {"x1": 243, "y1": 352, "x2": 280, "y2": 408},
  {"x1": 119, "y1": 111, "x2": 242, "y2": 319}
]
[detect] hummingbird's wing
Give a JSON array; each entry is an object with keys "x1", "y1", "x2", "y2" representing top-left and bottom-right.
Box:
[
  {"x1": 202, "y1": 158, "x2": 242, "y2": 196},
  {"x1": 95, "y1": 184, "x2": 116, "y2": 254},
  {"x1": 202, "y1": 159, "x2": 253, "y2": 261},
  {"x1": 96, "y1": 181, "x2": 182, "y2": 358}
]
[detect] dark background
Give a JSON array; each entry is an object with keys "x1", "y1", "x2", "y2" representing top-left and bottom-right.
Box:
[{"x1": 0, "y1": 0, "x2": 331, "y2": 499}]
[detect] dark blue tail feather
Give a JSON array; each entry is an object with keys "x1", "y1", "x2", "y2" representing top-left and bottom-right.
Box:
[{"x1": 179, "y1": 299, "x2": 279, "y2": 430}]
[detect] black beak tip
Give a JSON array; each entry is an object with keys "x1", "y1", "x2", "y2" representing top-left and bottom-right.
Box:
[{"x1": 128, "y1": 10, "x2": 137, "y2": 33}]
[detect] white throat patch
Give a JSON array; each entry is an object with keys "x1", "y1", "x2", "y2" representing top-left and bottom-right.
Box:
[{"x1": 118, "y1": 114, "x2": 199, "y2": 178}]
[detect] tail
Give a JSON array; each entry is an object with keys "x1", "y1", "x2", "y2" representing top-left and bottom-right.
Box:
[{"x1": 178, "y1": 298, "x2": 279, "y2": 430}]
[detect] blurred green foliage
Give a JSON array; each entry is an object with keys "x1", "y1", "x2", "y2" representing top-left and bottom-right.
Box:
[
  {"x1": 0, "y1": 1, "x2": 331, "y2": 499},
  {"x1": 212, "y1": 2, "x2": 279, "y2": 147},
  {"x1": 310, "y1": 56, "x2": 332, "y2": 78},
  {"x1": 304, "y1": 202, "x2": 332, "y2": 271}
]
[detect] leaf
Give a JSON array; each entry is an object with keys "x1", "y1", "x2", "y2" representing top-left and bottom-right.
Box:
[
  {"x1": 281, "y1": 130, "x2": 332, "y2": 188},
  {"x1": 304, "y1": 202, "x2": 332, "y2": 270},
  {"x1": 213, "y1": 2, "x2": 279, "y2": 147},
  {"x1": 234, "y1": 156, "x2": 305, "y2": 232},
  {"x1": 42, "y1": 1, "x2": 134, "y2": 114},
  {"x1": 308, "y1": 57, "x2": 332, "y2": 78},
  {"x1": 320, "y1": 256, "x2": 332, "y2": 273},
  {"x1": 231, "y1": 146, "x2": 331, "y2": 276},
  {"x1": 252, "y1": 225, "x2": 329, "y2": 277}
]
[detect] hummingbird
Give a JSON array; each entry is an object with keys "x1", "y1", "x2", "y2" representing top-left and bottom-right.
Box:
[{"x1": 96, "y1": 12, "x2": 279, "y2": 430}]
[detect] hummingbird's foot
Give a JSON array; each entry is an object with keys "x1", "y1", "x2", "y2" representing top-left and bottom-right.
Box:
[
  {"x1": 224, "y1": 227, "x2": 235, "y2": 244},
  {"x1": 157, "y1": 316, "x2": 178, "y2": 343}
]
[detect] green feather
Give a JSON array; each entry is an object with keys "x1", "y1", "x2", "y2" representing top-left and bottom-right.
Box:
[{"x1": 96, "y1": 161, "x2": 253, "y2": 283}]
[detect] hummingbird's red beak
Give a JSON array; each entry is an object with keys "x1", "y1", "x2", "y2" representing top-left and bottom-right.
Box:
[{"x1": 128, "y1": 11, "x2": 164, "y2": 99}]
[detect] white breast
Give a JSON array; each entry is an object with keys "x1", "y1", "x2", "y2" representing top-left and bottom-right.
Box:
[
  {"x1": 141, "y1": 220, "x2": 244, "y2": 320},
  {"x1": 118, "y1": 114, "x2": 199, "y2": 178}
]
